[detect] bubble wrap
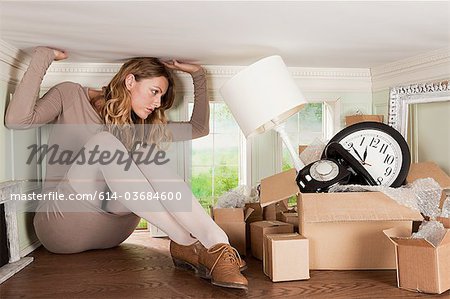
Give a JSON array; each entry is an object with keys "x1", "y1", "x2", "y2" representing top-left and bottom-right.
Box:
[
  {"x1": 299, "y1": 138, "x2": 326, "y2": 166},
  {"x1": 411, "y1": 221, "x2": 446, "y2": 247},
  {"x1": 215, "y1": 185, "x2": 260, "y2": 208},
  {"x1": 328, "y1": 178, "x2": 442, "y2": 219},
  {"x1": 441, "y1": 195, "x2": 450, "y2": 218}
]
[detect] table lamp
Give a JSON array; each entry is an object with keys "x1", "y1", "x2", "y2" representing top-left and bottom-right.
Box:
[{"x1": 220, "y1": 55, "x2": 308, "y2": 171}]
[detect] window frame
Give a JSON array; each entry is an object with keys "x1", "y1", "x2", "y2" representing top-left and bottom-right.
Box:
[{"x1": 185, "y1": 98, "x2": 247, "y2": 205}]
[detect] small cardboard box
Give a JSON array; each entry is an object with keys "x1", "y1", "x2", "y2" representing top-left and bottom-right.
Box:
[
  {"x1": 211, "y1": 207, "x2": 252, "y2": 255},
  {"x1": 263, "y1": 233, "x2": 310, "y2": 282},
  {"x1": 244, "y1": 203, "x2": 263, "y2": 223},
  {"x1": 259, "y1": 162, "x2": 450, "y2": 270},
  {"x1": 262, "y1": 200, "x2": 288, "y2": 220},
  {"x1": 277, "y1": 209, "x2": 299, "y2": 232},
  {"x1": 345, "y1": 114, "x2": 383, "y2": 127},
  {"x1": 250, "y1": 220, "x2": 294, "y2": 260},
  {"x1": 384, "y1": 227, "x2": 450, "y2": 294}
]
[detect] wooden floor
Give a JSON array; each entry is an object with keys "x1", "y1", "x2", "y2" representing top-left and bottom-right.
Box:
[{"x1": 1, "y1": 231, "x2": 448, "y2": 299}]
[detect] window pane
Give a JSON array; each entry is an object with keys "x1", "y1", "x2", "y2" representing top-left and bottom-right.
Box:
[
  {"x1": 298, "y1": 103, "x2": 323, "y2": 144},
  {"x1": 192, "y1": 134, "x2": 213, "y2": 166},
  {"x1": 191, "y1": 166, "x2": 213, "y2": 209},
  {"x1": 282, "y1": 150, "x2": 294, "y2": 171},
  {"x1": 213, "y1": 166, "x2": 239, "y2": 202},
  {"x1": 214, "y1": 103, "x2": 238, "y2": 134},
  {"x1": 189, "y1": 102, "x2": 241, "y2": 211},
  {"x1": 214, "y1": 134, "x2": 239, "y2": 166},
  {"x1": 285, "y1": 112, "x2": 299, "y2": 132},
  {"x1": 214, "y1": 148, "x2": 239, "y2": 166}
]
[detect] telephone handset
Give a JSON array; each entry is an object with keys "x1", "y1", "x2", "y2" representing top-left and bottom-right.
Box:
[{"x1": 296, "y1": 142, "x2": 377, "y2": 193}]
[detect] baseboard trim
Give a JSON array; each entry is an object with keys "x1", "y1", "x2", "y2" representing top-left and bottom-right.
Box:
[{"x1": 20, "y1": 239, "x2": 41, "y2": 258}]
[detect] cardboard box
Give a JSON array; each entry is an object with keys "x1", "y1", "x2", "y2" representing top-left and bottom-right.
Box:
[
  {"x1": 263, "y1": 233, "x2": 310, "y2": 282},
  {"x1": 262, "y1": 200, "x2": 289, "y2": 221},
  {"x1": 263, "y1": 203, "x2": 276, "y2": 220},
  {"x1": 277, "y1": 209, "x2": 299, "y2": 232},
  {"x1": 259, "y1": 162, "x2": 450, "y2": 270},
  {"x1": 384, "y1": 227, "x2": 450, "y2": 294},
  {"x1": 345, "y1": 114, "x2": 383, "y2": 127},
  {"x1": 244, "y1": 203, "x2": 263, "y2": 223},
  {"x1": 211, "y1": 207, "x2": 253, "y2": 255},
  {"x1": 298, "y1": 145, "x2": 308, "y2": 155},
  {"x1": 250, "y1": 220, "x2": 294, "y2": 260}
]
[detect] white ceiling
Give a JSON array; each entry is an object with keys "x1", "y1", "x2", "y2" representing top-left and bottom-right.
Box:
[{"x1": 1, "y1": 1, "x2": 449, "y2": 68}]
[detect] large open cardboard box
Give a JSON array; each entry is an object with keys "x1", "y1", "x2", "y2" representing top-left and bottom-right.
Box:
[
  {"x1": 259, "y1": 162, "x2": 450, "y2": 270},
  {"x1": 384, "y1": 226, "x2": 450, "y2": 294}
]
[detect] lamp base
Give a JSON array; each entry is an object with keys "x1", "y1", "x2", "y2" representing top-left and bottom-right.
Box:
[{"x1": 274, "y1": 123, "x2": 305, "y2": 171}]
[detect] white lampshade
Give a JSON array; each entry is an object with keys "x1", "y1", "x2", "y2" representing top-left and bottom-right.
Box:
[{"x1": 220, "y1": 55, "x2": 307, "y2": 138}]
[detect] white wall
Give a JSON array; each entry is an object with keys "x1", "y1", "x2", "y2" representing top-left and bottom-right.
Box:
[
  {"x1": 0, "y1": 40, "x2": 41, "y2": 256},
  {"x1": 371, "y1": 48, "x2": 450, "y2": 174}
]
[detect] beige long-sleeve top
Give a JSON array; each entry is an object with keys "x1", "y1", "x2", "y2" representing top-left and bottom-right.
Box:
[
  {"x1": 5, "y1": 47, "x2": 210, "y2": 193},
  {"x1": 5, "y1": 47, "x2": 209, "y2": 137}
]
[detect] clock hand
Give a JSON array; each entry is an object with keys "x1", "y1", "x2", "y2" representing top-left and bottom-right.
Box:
[
  {"x1": 351, "y1": 147, "x2": 364, "y2": 162},
  {"x1": 363, "y1": 146, "x2": 368, "y2": 162},
  {"x1": 360, "y1": 146, "x2": 373, "y2": 166}
]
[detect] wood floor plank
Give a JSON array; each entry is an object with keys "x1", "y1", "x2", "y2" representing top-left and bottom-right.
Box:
[{"x1": 0, "y1": 231, "x2": 448, "y2": 298}]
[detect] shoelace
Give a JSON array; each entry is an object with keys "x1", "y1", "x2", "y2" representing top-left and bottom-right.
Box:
[{"x1": 207, "y1": 244, "x2": 242, "y2": 276}]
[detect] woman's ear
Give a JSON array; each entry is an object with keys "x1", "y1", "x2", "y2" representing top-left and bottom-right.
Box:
[{"x1": 125, "y1": 74, "x2": 136, "y2": 91}]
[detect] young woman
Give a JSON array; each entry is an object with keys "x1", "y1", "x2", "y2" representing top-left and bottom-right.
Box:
[{"x1": 5, "y1": 46, "x2": 248, "y2": 290}]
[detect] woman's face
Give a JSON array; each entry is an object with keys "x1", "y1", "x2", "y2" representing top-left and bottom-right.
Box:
[{"x1": 126, "y1": 74, "x2": 169, "y2": 119}]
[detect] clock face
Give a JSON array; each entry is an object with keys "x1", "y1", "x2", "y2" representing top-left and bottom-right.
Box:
[
  {"x1": 339, "y1": 130, "x2": 402, "y2": 186},
  {"x1": 326, "y1": 122, "x2": 410, "y2": 187}
]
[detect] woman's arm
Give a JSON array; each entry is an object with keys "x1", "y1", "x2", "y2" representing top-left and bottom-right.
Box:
[
  {"x1": 164, "y1": 61, "x2": 210, "y2": 141},
  {"x1": 4, "y1": 47, "x2": 66, "y2": 129}
]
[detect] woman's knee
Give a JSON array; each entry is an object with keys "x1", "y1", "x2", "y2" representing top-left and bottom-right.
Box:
[{"x1": 86, "y1": 131, "x2": 126, "y2": 151}]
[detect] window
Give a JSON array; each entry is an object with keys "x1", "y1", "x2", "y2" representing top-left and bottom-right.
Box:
[
  {"x1": 281, "y1": 100, "x2": 340, "y2": 171},
  {"x1": 188, "y1": 102, "x2": 243, "y2": 210}
]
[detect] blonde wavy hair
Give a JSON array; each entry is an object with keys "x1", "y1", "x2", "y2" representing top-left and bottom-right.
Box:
[{"x1": 91, "y1": 57, "x2": 175, "y2": 151}]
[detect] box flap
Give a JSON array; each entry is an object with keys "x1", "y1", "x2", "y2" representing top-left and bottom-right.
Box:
[
  {"x1": 281, "y1": 211, "x2": 298, "y2": 218},
  {"x1": 383, "y1": 227, "x2": 412, "y2": 246},
  {"x1": 266, "y1": 233, "x2": 307, "y2": 241},
  {"x1": 260, "y1": 169, "x2": 298, "y2": 207},
  {"x1": 244, "y1": 207, "x2": 255, "y2": 221},
  {"x1": 393, "y1": 237, "x2": 435, "y2": 248},
  {"x1": 301, "y1": 192, "x2": 422, "y2": 223},
  {"x1": 383, "y1": 227, "x2": 443, "y2": 248},
  {"x1": 266, "y1": 233, "x2": 299, "y2": 240},
  {"x1": 407, "y1": 162, "x2": 450, "y2": 189},
  {"x1": 278, "y1": 200, "x2": 289, "y2": 211},
  {"x1": 250, "y1": 220, "x2": 293, "y2": 229}
]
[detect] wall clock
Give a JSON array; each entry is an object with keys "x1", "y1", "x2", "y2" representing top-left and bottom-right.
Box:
[{"x1": 322, "y1": 121, "x2": 411, "y2": 187}]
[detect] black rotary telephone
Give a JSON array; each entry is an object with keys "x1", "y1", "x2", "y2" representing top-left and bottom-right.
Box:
[{"x1": 296, "y1": 142, "x2": 377, "y2": 193}]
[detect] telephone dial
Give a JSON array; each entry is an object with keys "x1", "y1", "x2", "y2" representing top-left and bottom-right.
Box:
[{"x1": 296, "y1": 142, "x2": 377, "y2": 193}]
